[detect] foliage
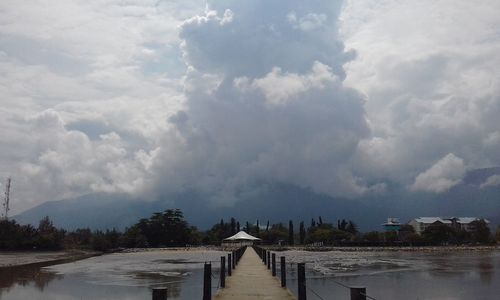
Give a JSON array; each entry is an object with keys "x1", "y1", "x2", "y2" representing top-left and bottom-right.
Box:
[
  {"x1": 306, "y1": 223, "x2": 352, "y2": 244},
  {"x1": 299, "y1": 221, "x2": 306, "y2": 244},
  {"x1": 259, "y1": 223, "x2": 288, "y2": 244},
  {"x1": 469, "y1": 219, "x2": 491, "y2": 244},
  {"x1": 124, "y1": 209, "x2": 199, "y2": 247}
]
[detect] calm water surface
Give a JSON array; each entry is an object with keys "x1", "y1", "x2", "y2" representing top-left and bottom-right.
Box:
[{"x1": 1, "y1": 249, "x2": 500, "y2": 300}]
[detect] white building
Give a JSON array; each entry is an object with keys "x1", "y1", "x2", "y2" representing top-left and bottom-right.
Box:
[
  {"x1": 222, "y1": 231, "x2": 262, "y2": 246},
  {"x1": 409, "y1": 217, "x2": 489, "y2": 235}
]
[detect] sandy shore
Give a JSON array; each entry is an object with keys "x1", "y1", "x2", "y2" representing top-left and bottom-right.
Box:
[
  {"x1": 0, "y1": 250, "x2": 101, "y2": 268},
  {"x1": 264, "y1": 245, "x2": 500, "y2": 252}
]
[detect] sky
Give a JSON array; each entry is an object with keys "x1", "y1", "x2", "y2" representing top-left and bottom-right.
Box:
[{"x1": 1, "y1": 0, "x2": 500, "y2": 214}]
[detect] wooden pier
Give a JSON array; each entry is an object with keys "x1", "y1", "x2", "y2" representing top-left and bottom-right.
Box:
[{"x1": 213, "y1": 247, "x2": 296, "y2": 300}]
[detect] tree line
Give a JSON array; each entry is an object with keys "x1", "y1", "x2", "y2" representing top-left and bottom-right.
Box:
[{"x1": 1, "y1": 209, "x2": 498, "y2": 251}]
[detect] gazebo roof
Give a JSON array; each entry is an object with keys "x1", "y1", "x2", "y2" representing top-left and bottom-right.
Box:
[{"x1": 223, "y1": 231, "x2": 261, "y2": 241}]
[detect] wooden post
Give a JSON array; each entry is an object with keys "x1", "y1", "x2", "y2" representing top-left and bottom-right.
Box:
[
  {"x1": 203, "y1": 263, "x2": 211, "y2": 300},
  {"x1": 267, "y1": 251, "x2": 271, "y2": 269},
  {"x1": 298, "y1": 263, "x2": 306, "y2": 300},
  {"x1": 232, "y1": 251, "x2": 236, "y2": 268},
  {"x1": 350, "y1": 287, "x2": 367, "y2": 300},
  {"x1": 227, "y1": 253, "x2": 232, "y2": 276},
  {"x1": 263, "y1": 249, "x2": 267, "y2": 264},
  {"x1": 272, "y1": 253, "x2": 276, "y2": 276},
  {"x1": 220, "y1": 256, "x2": 226, "y2": 288},
  {"x1": 280, "y1": 256, "x2": 286, "y2": 287},
  {"x1": 152, "y1": 288, "x2": 167, "y2": 300}
]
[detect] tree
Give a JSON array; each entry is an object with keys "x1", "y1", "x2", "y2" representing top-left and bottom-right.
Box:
[
  {"x1": 266, "y1": 220, "x2": 270, "y2": 231},
  {"x1": 362, "y1": 231, "x2": 382, "y2": 243},
  {"x1": 288, "y1": 220, "x2": 294, "y2": 245},
  {"x1": 230, "y1": 218, "x2": 236, "y2": 235},
  {"x1": 260, "y1": 223, "x2": 288, "y2": 244},
  {"x1": 246, "y1": 221, "x2": 250, "y2": 233},
  {"x1": 306, "y1": 223, "x2": 351, "y2": 244},
  {"x1": 125, "y1": 209, "x2": 196, "y2": 247},
  {"x1": 318, "y1": 216, "x2": 323, "y2": 225},
  {"x1": 422, "y1": 223, "x2": 455, "y2": 245},
  {"x1": 237, "y1": 222, "x2": 240, "y2": 232},
  {"x1": 299, "y1": 221, "x2": 306, "y2": 244},
  {"x1": 338, "y1": 219, "x2": 348, "y2": 231},
  {"x1": 311, "y1": 218, "x2": 316, "y2": 228},
  {"x1": 36, "y1": 216, "x2": 64, "y2": 250},
  {"x1": 346, "y1": 221, "x2": 358, "y2": 235},
  {"x1": 470, "y1": 219, "x2": 491, "y2": 244}
]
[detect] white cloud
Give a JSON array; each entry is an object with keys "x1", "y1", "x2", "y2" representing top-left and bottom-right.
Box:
[
  {"x1": 146, "y1": 2, "x2": 377, "y2": 204},
  {"x1": 411, "y1": 154, "x2": 466, "y2": 193},
  {"x1": 0, "y1": 1, "x2": 199, "y2": 213},
  {"x1": 2, "y1": 0, "x2": 500, "y2": 213},
  {"x1": 480, "y1": 175, "x2": 500, "y2": 189},
  {"x1": 341, "y1": 0, "x2": 500, "y2": 186}
]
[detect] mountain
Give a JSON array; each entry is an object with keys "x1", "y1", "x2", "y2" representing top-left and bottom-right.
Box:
[{"x1": 13, "y1": 168, "x2": 500, "y2": 232}]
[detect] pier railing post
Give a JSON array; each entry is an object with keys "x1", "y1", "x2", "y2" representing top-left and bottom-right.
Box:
[
  {"x1": 280, "y1": 256, "x2": 286, "y2": 287},
  {"x1": 350, "y1": 287, "x2": 367, "y2": 300},
  {"x1": 263, "y1": 249, "x2": 267, "y2": 264},
  {"x1": 203, "y1": 263, "x2": 211, "y2": 300},
  {"x1": 220, "y1": 256, "x2": 226, "y2": 288},
  {"x1": 272, "y1": 253, "x2": 276, "y2": 276},
  {"x1": 227, "y1": 253, "x2": 232, "y2": 276},
  {"x1": 232, "y1": 251, "x2": 236, "y2": 268},
  {"x1": 298, "y1": 263, "x2": 306, "y2": 300},
  {"x1": 267, "y1": 251, "x2": 271, "y2": 269},
  {"x1": 152, "y1": 288, "x2": 167, "y2": 300}
]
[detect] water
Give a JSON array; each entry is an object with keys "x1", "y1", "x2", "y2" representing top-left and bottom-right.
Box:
[
  {"x1": 1, "y1": 249, "x2": 500, "y2": 299},
  {"x1": 281, "y1": 250, "x2": 500, "y2": 300},
  {"x1": 0, "y1": 250, "x2": 225, "y2": 300}
]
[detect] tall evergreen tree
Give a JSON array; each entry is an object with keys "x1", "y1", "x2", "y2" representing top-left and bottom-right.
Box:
[
  {"x1": 299, "y1": 221, "x2": 306, "y2": 244},
  {"x1": 266, "y1": 220, "x2": 270, "y2": 231},
  {"x1": 230, "y1": 218, "x2": 236, "y2": 235},
  {"x1": 237, "y1": 222, "x2": 240, "y2": 232},
  {"x1": 246, "y1": 221, "x2": 250, "y2": 233},
  {"x1": 288, "y1": 220, "x2": 294, "y2": 245}
]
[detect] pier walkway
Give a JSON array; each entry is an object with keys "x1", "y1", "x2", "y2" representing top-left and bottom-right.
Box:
[{"x1": 214, "y1": 247, "x2": 296, "y2": 300}]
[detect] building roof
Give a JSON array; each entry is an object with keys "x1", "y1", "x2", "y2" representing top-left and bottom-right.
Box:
[
  {"x1": 223, "y1": 231, "x2": 262, "y2": 241},
  {"x1": 382, "y1": 218, "x2": 401, "y2": 226},
  {"x1": 414, "y1": 217, "x2": 452, "y2": 224},
  {"x1": 454, "y1": 217, "x2": 490, "y2": 224}
]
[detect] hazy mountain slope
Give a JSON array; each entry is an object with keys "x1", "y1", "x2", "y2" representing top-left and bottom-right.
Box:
[{"x1": 13, "y1": 169, "x2": 500, "y2": 231}]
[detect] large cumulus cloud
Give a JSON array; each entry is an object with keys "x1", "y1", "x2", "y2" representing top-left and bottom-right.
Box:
[
  {"x1": 343, "y1": 0, "x2": 500, "y2": 187},
  {"x1": 147, "y1": 1, "x2": 375, "y2": 205}
]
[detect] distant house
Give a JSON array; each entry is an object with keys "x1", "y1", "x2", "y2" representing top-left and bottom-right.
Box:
[
  {"x1": 382, "y1": 218, "x2": 401, "y2": 232},
  {"x1": 409, "y1": 217, "x2": 489, "y2": 235}
]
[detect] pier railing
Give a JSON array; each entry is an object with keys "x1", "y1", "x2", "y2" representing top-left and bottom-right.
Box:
[
  {"x1": 252, "y1": 245, "x2": 377, "y2": 300},
  {"x1": 151, "y1": 245, "x2": 247, "y2": 300}
]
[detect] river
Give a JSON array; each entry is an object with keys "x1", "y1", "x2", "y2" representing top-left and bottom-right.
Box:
[{"x1": 1, "y1": 248, "x2": 499, "y2": 299}]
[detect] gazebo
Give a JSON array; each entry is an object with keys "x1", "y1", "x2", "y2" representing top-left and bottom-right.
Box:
[{"x1": 222, "y1": 231, "x2": 262, "y2": 246}]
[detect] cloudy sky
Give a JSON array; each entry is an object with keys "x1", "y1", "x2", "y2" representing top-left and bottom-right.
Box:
[{"x1": 1, "y1": 0, "x2": 500, "y2": 214}]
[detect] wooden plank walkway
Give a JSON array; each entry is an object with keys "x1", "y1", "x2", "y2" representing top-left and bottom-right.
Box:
[{"x1": 214, "y1": 247, "x2": 296, "y2": 300}]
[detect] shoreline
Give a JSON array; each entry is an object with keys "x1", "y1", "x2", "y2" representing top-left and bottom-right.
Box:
[
  {"x1": 264, "y1": 245, "x2": 500, "y2": 252},
  {"x1": 2, "y1": 245, "x2": 498, "y2": 269},
  {"x1": 0, "y1": 249, "x2": 102, "y2": 269}
]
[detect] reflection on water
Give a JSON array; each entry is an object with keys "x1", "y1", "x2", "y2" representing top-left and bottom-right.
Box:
[
  {"x1": 283, "y1": 250, "x2": 500, "y2": 300},
  {"x1": 0, "y1": 264, "x2": 62, "y2": 291},
  {"x1": 1, "y1": 249, "x2": 500, "y2": 300},
  {"x1": 0, "y1": 263, "x2": 63, "y2": 300},
  {"x1": 0, "y1": 250, "x2": 224, "y2": 300}
]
